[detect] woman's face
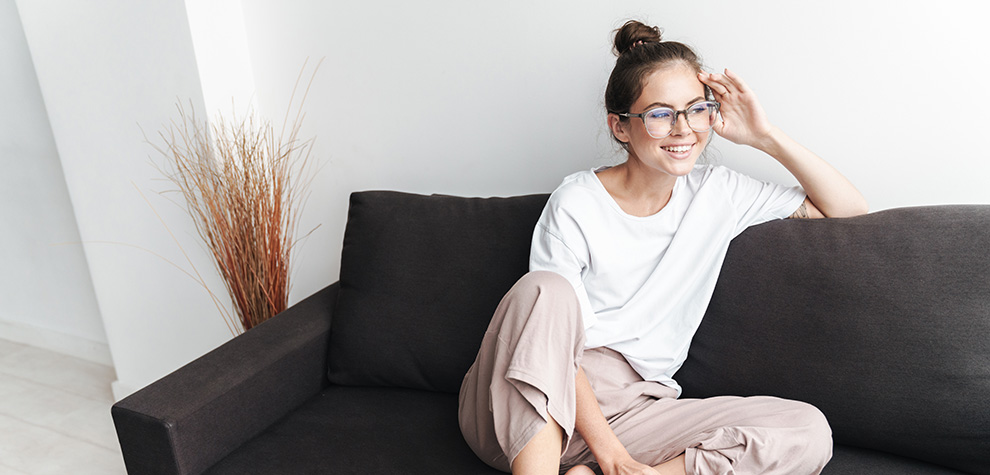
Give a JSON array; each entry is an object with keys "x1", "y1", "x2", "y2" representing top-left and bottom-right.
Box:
[{"x1": 611, "y1": 63, "x2": 710, "y2": 178}]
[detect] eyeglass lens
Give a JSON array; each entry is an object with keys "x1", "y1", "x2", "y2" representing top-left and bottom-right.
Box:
[{"x1": 644, "y1": 102, "x2": 718, "y2": 138}]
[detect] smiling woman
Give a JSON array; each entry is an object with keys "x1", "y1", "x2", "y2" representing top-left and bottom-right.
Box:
[
  {"x1": 457, "y1": 19, "x2": 868, "y2": 475},
  {"x1": 602, "y1": 65, "x2": 718, "y2": 213}
]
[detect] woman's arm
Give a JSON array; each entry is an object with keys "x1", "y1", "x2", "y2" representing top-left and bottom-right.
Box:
[
  {"x1": 757, "y1": 127, "x2": 867, "y2": 219},
  {"x1": 574, "y1": 366, "x2": 659, "y2": 475},
  {"x1": 699, "y1": 69, "x2": 868, "y2": 219}
]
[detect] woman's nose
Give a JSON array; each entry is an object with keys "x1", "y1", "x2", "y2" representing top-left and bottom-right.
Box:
[{"x1": 671, "y1": 112, "x2": 692, "y2": 135}]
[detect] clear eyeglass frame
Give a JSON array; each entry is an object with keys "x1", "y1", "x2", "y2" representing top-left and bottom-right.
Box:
[{"x1": 616, "y1": 101, "x2": 721, "y2": 139}]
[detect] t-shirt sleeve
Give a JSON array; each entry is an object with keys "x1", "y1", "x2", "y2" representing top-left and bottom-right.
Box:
[
  {"x1": 722, "y1": 168, "x2": 807, "y2": 236},
  {"x1": 529, "y1": 220, "x2": 598, "y2": 330}
]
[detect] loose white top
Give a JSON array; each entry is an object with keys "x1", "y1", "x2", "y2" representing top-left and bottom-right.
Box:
[{"x1": 530, "y1": 165, "x2": 806, "y2": 395}]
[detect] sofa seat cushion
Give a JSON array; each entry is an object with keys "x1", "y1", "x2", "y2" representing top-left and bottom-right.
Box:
[
  {"x1": 199, "y1": 387, "x2": 963, "y2": 475},
  {"x1": 203, "y1": 385, "x2": 503, "y2": 474},
  {"x1": 329, "y1": 191, "x2": 549, "y2": 393},
  {"x1": 824, "y1": 446, "x2": 969, "y2": 474},
  {"x1": 199, "y1": 386, "x2": 963, "y2": 475}
]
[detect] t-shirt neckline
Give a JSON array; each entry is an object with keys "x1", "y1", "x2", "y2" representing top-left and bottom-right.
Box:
[{"x1": 589, "y1": 166, "x2": 682, "y2": 221}]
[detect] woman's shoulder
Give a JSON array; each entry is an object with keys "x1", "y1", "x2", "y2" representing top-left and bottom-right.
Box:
[
  {"x1": 537, "y1": 168, "x2": 612, "y2": 226},
  {"x1": 547, "y1": 168, "x2": 604, "y2": 206},
  {"x1": 556, "y1": 167, "x2": 603, "y2": 188}
]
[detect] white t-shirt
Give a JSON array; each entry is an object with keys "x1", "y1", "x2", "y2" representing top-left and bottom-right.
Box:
[{"x1": 529, "y1": 165, "x2": 806, "y2": 395}]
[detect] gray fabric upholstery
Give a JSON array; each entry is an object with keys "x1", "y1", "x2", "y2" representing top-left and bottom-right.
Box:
[
  {"x1": 112, "y1": 192, "x2": 989, "y2": 475},
  {"x1": 328, "y1": 191, "x2": 547, "y2": 393},
  {"x1": 203, "y1": 387, "x2": 503, "y2": 474},
  {"x1": 677, "y1": 206, "x2": 990, "y2": 474},
  {"x1": 199, "y1": 388, "x2": 964, "y2": 475},
  {"x1": 112, "y1": 284, "x2": 339, "y2": 475},
  {"x1": 823, "y1": 446, "x2": 969, "y2": 475}
]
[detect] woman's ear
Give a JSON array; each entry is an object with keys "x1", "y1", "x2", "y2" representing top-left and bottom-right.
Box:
[{"x1": 607, "y1": 113, "x2": 630, "y2": 144}]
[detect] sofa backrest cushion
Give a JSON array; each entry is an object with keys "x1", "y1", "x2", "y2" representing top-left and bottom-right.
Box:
[
  {"x1": 675, "y1": 205, "x2": 990, "y2": 474},
  {"x1": 328, "y1": 191, "x2": 549, "y2": 393}
]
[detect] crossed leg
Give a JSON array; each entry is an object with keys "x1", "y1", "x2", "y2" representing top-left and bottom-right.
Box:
[
  {"x1": 560, "y1": 348, "x2": 832, "y2": 475},
  {"x1": 514, "y1": 414, "x2": 686, "y2": 475},
  {"x1": 458, "y1": 272, "x2": 831, "y2": 475}
]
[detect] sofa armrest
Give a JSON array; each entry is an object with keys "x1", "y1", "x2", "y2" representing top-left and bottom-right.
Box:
[{"x1": 112, "y1": 282, "x2": 340, "y2": 475}]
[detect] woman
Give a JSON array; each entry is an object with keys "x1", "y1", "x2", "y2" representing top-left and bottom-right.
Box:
[{"x1": 459, "y1": 20, "x2": 868, "y2": 475}]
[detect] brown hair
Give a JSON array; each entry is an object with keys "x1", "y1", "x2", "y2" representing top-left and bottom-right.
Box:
[{"x1": 605, "y1": 20, "x2": 711, "y2": 146}]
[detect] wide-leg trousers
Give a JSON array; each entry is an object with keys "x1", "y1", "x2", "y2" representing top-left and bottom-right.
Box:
[{"x1": 458, "y1": 271, "x2": 833, "y2": 474}]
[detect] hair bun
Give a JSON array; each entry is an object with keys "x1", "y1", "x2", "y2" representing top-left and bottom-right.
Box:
[{"x1": 613, "y1": 20, "x2": 662, "y2": 56}]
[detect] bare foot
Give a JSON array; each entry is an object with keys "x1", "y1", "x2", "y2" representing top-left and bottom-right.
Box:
[{"x1": 564, "y1": 465, "x2": 596, "y2": 475}]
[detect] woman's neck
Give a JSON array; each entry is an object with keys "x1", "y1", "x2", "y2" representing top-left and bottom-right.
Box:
[{"x1": 596, "y1": 160, "x2": 678, "y2": 217}]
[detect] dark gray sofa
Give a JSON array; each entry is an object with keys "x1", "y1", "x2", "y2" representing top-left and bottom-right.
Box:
[{"x1": 112, "y1": 191, "x2": 990, "y2": 474}]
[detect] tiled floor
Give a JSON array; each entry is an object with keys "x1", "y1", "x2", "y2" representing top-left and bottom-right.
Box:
[{"x1": 0, "y1": 338, "x2": 126, "y2": 474}]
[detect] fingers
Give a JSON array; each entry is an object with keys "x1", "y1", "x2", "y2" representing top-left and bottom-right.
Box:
[
  {"x1": 711, "y1": 115, "x2": 725, "y2": 136},
  {"x1": 699, "y1": 71, "x2": 730, "y2": 96},
  {"x1": 723, "y1": 68, "x2": 751, "y2": 94},
  {"x1": 698, "y1": 68, "x2": 750, "y2": 97}
]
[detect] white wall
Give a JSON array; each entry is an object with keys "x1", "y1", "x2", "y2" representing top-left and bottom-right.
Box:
[
  {"x1": 241, "y1": 0, "x2": 990, "y2": 303},
  {"x1": 184, "y1": 0, "x2": 257, "y2": 122},
  {"x1": 16, "y1": 0, "x2": 231, "y2": 399},
  {"x1": 0, "y1": 0, "x2": 108, "y2": 364},
  {"x1": 7, "y1": 0, "x2": 989, "y2": 399}
]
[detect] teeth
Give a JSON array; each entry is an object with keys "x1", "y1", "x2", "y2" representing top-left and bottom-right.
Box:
[{"x1": 662, "y1": 145, "x2": 692, "y2": 153}]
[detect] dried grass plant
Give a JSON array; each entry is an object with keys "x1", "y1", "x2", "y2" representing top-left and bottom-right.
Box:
[{"x1": 146, "y1": 62, "x2": 321, "y2": 334}]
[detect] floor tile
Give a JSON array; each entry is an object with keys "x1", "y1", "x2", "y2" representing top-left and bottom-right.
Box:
[
  {"x1": 0, "y1": 338, "x2": 123, "y2": 474},
  {"x1": 0, "y1": 338, "x2": 27, "y2": 359},
  {"x1": 0, "y1": 343, "x2": 115, "y2": 401},
  {"x1": 0, "y1": 376, "x2": 118, "y2": 450},
  {"x1": 0, "y1": 413, "x2": 125, "y2": 474},
  {"x1": 0, "y1": 462, "x2": 31, "y2": 474}
]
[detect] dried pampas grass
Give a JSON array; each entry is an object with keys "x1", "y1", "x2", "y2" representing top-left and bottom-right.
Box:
[{"x1": 148, "y1": 61, "x2": 321, "y2": 334}]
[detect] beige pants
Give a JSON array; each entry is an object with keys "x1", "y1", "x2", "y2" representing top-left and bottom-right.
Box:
[{"x1": 458, "y1": 271, "x2": 833, "y2": 474}]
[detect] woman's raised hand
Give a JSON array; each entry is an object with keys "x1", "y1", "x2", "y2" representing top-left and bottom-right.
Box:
[
  {"x1": 701, "y1": 68, "x2": 869, "y2": 218},
  {"x1": 698, "y1": 69, "x2": 776, "y2": 152}
]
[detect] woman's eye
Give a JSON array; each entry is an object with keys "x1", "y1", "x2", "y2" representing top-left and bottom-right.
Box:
[
  {"x1": 647, "y1": 109, "x2": 673, "y2": 120},
  {"x1": 688, "y1": 104, "x2": 710, "y2": 114}
]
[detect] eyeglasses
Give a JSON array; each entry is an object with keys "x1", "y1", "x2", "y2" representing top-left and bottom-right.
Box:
[{"x1": 616, "y1": 101, "x2": 720, "y2": 139}]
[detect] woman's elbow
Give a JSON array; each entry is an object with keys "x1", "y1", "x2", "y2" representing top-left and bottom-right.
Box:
[
  {"x1": 827, "y1": 196, "x2": 869, "y2": 218},
  {"x1": 847, "y1": 194, "x2": 870, "y2": 217}
]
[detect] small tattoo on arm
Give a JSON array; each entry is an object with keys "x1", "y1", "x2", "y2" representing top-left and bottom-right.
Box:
[{"x1": 789, "y1": 201, "x2": 811, "y2": 219}]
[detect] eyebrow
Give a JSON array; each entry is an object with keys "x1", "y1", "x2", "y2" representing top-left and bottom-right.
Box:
[{"x1": 643, "y1": 96, "x2": 706, "y2": 110}]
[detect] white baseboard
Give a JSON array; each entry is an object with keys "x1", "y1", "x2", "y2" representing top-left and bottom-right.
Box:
[{"x1": 0, "y1": 320, "x2": 113, "y2": 367}]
